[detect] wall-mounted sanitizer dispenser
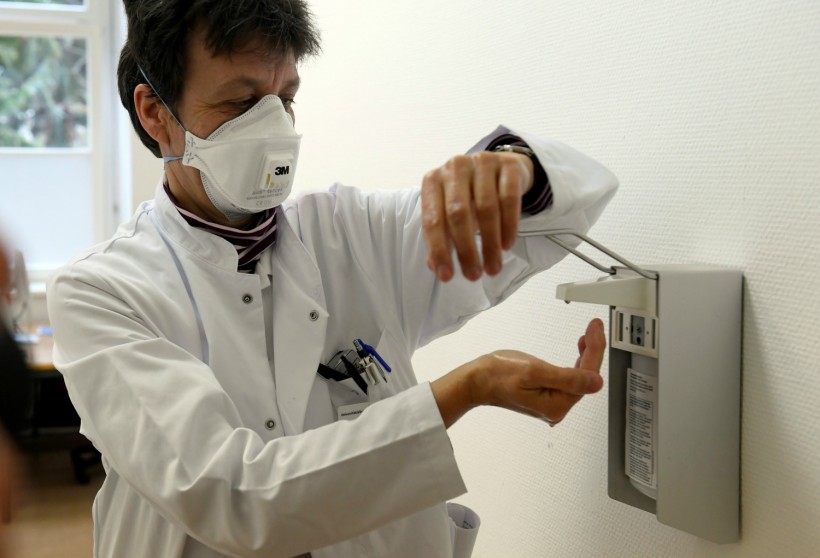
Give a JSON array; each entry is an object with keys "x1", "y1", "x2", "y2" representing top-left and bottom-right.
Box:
[{"x1": 521, "y1": 230, "x2": 742, "y2": 544}]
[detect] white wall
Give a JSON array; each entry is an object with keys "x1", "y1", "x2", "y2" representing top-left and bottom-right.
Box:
[
  {"x1": 130, "y1": 128, "x2": 163, "y2": 208},
  {"x1": 292, "y1": 1, "x2": 819, "y2": 557}
]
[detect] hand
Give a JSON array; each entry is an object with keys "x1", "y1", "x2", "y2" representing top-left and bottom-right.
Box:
[
  {"x1": 432, "y1": 319, "x2": 606, "y2": 428},
  {"x1": 421, "y1": 150, "x2": 534, "y2": 282}
]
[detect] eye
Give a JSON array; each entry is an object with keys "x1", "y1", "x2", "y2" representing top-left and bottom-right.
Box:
[{"x1": 233, "y1": 98, "x2": 257, "y2": 111}]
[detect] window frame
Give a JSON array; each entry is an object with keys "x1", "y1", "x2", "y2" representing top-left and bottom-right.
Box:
[{"x1": 0, "y1": 0, "x2": 124, "y2": 283}]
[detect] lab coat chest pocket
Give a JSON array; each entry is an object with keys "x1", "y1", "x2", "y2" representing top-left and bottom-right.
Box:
[
  {"x1": 370, "y1": 328, "x2": 417, "y2": 400},
  {"x1": 326, "y1": 377, "x2": 368, "y2": 409},
  {"x1": 324, "y1": 328, "x2": 414, "y2": 417}
]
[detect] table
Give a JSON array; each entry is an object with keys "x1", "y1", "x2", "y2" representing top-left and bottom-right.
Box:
[
  {"x1": 18, "y1": 327, "x2": 64, "y2": 436},
  {"x1": 17, "y1": 327, "x2": 101, "y2": 483},
  {"x1": 21, "y1": 326, "x2": 58, "y2": 375}
]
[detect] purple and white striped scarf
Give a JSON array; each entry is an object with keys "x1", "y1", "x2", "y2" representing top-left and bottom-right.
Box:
[{"x1": 164, "y1": 183, "x2": 277, "y2": 273}]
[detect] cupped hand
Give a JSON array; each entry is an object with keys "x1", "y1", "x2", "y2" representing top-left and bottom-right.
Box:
[{"x1": 470, "y1": 319, "x2": 606, "y2": 426}]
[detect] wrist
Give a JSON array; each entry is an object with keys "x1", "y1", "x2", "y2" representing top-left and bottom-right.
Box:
[
  {"x1": 492, "y1": 144, "x2": 536, "y2": 194},
  {"x1": 431, "y1": 358, "x2": 484, "y2": 428}
]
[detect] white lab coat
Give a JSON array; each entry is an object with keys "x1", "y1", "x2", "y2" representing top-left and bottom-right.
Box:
[{"x1": 47, "y1": 127, "x2": 617, "y2": 558}]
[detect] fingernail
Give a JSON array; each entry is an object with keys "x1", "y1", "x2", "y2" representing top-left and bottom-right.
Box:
[
  {"x1": 437, "y1": 265, "x2": 451, "y2": 281},
  {"x1": 467, "y1": 266, "x2": 482, "y2": 280}
]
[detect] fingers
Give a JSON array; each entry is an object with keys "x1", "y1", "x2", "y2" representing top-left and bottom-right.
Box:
[
  {"x1": 442, "y1": 157, "x2": 481, "y2": 281},
  {"x1": 526, "y1": 362, "x2": 602, "y2": 427},
  {"x1": 421, "y1": 151, "x2": 532, "y2": 282},
  {"x1": 473, "y1": 155, "x2": 503, "y2": 276},
  {"x1": 421, "y1": 171, "x2": 454, "y2": 282},
  {"x1": 518, "y1": 364, "x2": 599, "y2": 426},
  {"x1": 551, "y1": 364, "x2": 603, "y2": 395},
  {"x1": 489, "y1": 350, "x2": 602, "y2": 396},
  {"x1": 470, "y1": 349, "x2": 606, "y2": 429},
  {"x1": 575, "y1": 334, "x2": 586, "y2": 368},
  {"x1": 465, "y1": 321, "x2": 606, "y2": 426},
  {"x1": 498, "y1": 160, "x2": 526, "y2": 250},
  {"x1": 578, "y1": 318, "x2": 606, "y2": 372}
]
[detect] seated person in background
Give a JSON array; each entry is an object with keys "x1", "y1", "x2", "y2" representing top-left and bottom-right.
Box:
[{"x1": 47, "y1": 1, "x2": 617, "y2": 557}]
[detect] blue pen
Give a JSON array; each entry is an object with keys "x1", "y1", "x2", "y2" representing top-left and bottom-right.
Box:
[{"x1": 355, "y1": 338, "x2": 392, "y2": 373}]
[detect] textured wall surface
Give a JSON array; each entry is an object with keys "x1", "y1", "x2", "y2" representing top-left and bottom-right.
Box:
[{"x1": 294, "y1": 1, "x2": 820, "y2": 556}]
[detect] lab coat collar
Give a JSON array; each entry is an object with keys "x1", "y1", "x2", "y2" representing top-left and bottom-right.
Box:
[
  {"x1": 152, "y1": 177, "x2": 241, "y2": 272},
  {"x1": 255, "y1": 246, "x2": 272, "y2": 289}
]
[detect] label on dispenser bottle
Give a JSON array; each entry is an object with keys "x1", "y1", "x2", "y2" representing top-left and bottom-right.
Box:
[{"x1": 626, "y1": 367, "x2": 657, "y2": 490}]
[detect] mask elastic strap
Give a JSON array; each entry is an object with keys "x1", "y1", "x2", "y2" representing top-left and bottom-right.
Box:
[
  {"x1": 137, "y1": 65, "x2": 187, "y2": 164},
  {"x1": 137, "y1": 64, "x2": 187, "y2": 132}
]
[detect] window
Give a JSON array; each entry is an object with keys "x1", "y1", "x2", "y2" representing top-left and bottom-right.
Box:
[
  {"x1": 0, "y1": 35, "x2": 88, "y2": 148},
  {"x1": 0, "y1": 0, "x2": 121, "y2": 282}
]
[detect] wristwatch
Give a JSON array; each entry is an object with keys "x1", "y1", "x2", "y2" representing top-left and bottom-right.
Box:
[
  {"x1": 492, "y1": 143, "x2": 534, "y2": 156},
  {"x1": 491, "y1": 141, "x2": 551, "y2": 214},
  {"x1": 492, "y1": 143, "x2": 537, "y2": 167}
]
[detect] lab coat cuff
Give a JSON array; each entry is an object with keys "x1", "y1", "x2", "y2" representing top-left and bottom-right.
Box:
[
  {"x1": 411, "y1": 382, "x2": 468, "y2": 497},
  {"x1": 468, "y1": 125, "x2": 618, "y2": 230}
]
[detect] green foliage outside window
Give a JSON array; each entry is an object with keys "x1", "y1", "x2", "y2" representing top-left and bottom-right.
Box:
[{"x1": 0, "y1": 35, "x2": 87, "y2": 148}]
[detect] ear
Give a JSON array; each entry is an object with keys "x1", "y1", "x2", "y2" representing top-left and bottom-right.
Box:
[{"x1": 133, "y1": 84, "x2": 177, "y2": 150}]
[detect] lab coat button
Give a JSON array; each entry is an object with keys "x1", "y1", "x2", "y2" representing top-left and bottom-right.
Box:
[
  {"x1": 309, "y1": 310, "x2": 319, "y2": 321},
  {"x1": 242, "y1": 294, "x2": 253, "y2": 304},
  {"x1": 265, "y1": 419, "x2": 276, "y2": 430}
]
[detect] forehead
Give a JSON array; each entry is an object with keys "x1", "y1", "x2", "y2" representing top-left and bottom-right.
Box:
[{"x1": 183, "y1": 27, "x2": 299, "y2": 94}]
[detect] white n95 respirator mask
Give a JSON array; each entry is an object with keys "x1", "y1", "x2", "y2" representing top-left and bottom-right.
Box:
[{"x1": 162, "y1": 95, "x2": 302, "y2": 220}]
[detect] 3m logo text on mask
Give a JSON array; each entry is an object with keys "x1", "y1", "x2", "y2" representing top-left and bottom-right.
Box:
[{"x1": 264, "y1": 159, "x2": 293, "y2": 190}]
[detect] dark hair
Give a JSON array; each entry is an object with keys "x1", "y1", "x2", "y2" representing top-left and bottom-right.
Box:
[{"x1": 118, "y1": 0, "x2": 321, "y2": 158}]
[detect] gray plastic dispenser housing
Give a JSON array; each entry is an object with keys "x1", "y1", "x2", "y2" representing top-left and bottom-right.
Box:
[{"x1": 525, "y1": 230, "x2": 742, "y2": 543}]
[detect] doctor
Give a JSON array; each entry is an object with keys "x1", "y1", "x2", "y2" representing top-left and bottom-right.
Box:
[{"x1": 47, "y1": 1, "x2": 617, "y2": 557}]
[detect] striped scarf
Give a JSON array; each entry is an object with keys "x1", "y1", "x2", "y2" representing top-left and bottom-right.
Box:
[{"x1": 164, "y1": 184, "x2": 277, "y2": 273}]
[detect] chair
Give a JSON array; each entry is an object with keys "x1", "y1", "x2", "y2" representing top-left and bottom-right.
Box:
[{"x1": 70, "y1": 444, "x2": 102, "y2": 484}]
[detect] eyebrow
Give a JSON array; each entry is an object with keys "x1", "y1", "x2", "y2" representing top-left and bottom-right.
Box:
[{"x1": 214, "y1": 76, "x2": 301, "y2": 96}]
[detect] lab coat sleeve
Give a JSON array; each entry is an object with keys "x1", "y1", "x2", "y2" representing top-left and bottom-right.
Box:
[
  {"x1": 328, "y1": 127, "x2": 618, "y2": 350},
  {"x1": 47, "y1": 265, "x2": 466, "y2": 557}
]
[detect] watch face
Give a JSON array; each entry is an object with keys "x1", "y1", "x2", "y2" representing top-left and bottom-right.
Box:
[{"x1": 494, "y1": 144, "x2": 534, "y2": 157}]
